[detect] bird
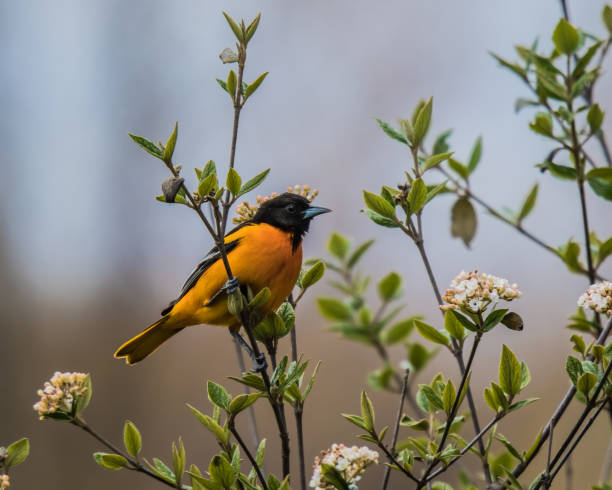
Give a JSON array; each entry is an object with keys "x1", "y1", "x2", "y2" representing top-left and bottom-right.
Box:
[{"x1": 114, "y1": 192, "x2": 331, "y2": 364}]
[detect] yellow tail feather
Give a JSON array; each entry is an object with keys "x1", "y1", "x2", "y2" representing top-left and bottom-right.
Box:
[{"x1": 114, "y1": 317, "x2": 182, "y2": 365}]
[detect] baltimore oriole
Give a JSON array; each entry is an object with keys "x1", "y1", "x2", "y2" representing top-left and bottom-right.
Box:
[{"x1": 114, "y1": 193, "x2": 330, "y2": 364}]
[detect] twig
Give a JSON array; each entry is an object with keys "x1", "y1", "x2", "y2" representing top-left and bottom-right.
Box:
[
  {"x1": 232, "y1": 339, "x2": 264, "y2": 461},
  {"x1": 511, "y1": 316, "x2": 612, "y2": 480},
  {"x1": 425, "y1": 413, "x2": 503, "y2": 482},
  {"x1": 376, "y1": 441, "x2": 420, "y2": 484},
  {"x1": 72, "y1": 417, "x2": 183, "y2": 489},
  {"x1": 381, "y1": 369, "x2": 410, "y2": 490},
  {"x1": 229, "y1": 421, "x2": 268, "y2": 490},
  {"x1": 419, "y1": 332, "x2": 483, "y2": 486},
  {"x1": 547, "y1": 400, "x2": 608, "y2": 485}
]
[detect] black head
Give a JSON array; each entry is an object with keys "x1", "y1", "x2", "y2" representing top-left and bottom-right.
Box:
[{"x1": 251, "y1": 193, "x2": 331, "y2": 248}]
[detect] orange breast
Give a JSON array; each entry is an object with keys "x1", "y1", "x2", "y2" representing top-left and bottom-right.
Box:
[{"x1": 169, "y1": 224, "x2": 302, "y2": 327}]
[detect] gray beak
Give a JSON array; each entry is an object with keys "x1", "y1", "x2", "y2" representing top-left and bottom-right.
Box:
[{"x1": 302, "y1": 206, "x2": 332, "y2": 219}]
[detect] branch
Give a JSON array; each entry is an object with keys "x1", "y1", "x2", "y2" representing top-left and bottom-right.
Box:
[
  {"x1": 382, "y1": 369, "x2": 410, "y2": 490},
  {"x1": 229, "y1": 421, "x2": 268, "y2": 490},
  {"x1": 72, "y1": 418, "x2": 183, "y2": 489}
]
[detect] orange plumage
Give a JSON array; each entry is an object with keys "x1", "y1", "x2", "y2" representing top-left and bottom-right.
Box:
[{"x1": 114, "y1": 193, "x2": 329, "y2": 364}]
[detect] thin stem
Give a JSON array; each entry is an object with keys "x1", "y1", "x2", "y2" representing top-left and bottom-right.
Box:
[
  {"x1": 419, "y1": 333, "x2": 483, "y2": 486},
  {"x1": 72, "y1": 418, "x2": 181, "y2": 489},
  {"x1": 233, "y1": 338, "x2": 263, "y2": 455},
  {"x1": 376, "y1": 441, "x2": 420, "y2": 484},
  {"x1": 425, "y1": 413, "x2": 503, "y2": 482},
  {"x1": 543, "y1": 426, "x2": 554, "y2": 489},
  {"x1": 295, "y1": 407, "x2": 306, "y2": 490},
  {"x1": 381, "y1": 370, "x2": 410, "y2": 490},
  {"x1": 548, "y1": 400, "x2": 608, "y2": 485},
  {"x1": 229, "y1": 422, "x2": 268, "y2": 490},
  {"x1": 406, "y1": 213, "x2": 490, "y2": 482},
  {"x1": 511, "y1": 316, "x2": 612, "y2": 481}
]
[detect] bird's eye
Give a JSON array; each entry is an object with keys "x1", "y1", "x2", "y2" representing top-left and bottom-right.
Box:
[{"x1": 286, "y1": 203, "x2": 297, "y2": 214}]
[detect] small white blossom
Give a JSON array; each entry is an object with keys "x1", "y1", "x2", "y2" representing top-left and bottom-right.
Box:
[
  {"x1": 578, "y1": 282, "x2": 612, "y2": 316},
  {"x1": 0, "y1": 474, "x2": 9, "y2": 490},
  {"x1": 309, "y1": 443, "x2": 378, "y2": 490},
  {"x1": 440, "y1": 270, "x2": 521, "y2": 313},
  {"x1": 33, "y1": 372, "x2": 90, "y2": 420}
]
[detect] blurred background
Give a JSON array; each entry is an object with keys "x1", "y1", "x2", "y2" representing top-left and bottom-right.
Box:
[{"x1": 1, "y1": 0, "x2": 612, "y2": 488}]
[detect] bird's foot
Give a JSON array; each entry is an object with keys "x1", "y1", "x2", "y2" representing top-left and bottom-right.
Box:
[
  {"x1": 224, "y1": 277, "x2": 239, "y2": 294},
  {"x1": 252, "y1": 354, "x2": 267, "y2": 374}
]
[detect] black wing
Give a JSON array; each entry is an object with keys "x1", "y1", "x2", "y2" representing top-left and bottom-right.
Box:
[{"x1": 160, "y1": 238, "x2": 241, "y2": 316}]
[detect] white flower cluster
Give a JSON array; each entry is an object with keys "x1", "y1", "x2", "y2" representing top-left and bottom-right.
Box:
[
  {"x1": 233, "y1": 185, "x2": 319, "y2": 224},
  {"x1": 0, "y1": 474, "x2": 9, "y2": 490},
  {"x1": 440, "y1": 270, "x2": 521, "y2": 313},
  {"x1": 33, "y1": 372, "x2": 89, "y2": 419},
  {"x1": 578, "y1": 281, "x2": 612, "y2": 316},
  {"x1": 309, "y1": 444, "x2": 378, "y2": 490}
]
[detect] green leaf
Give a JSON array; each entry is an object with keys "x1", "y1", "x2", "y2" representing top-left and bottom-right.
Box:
[
  {"x1": 536, "y1": 162, "x2": 577, "y2": 180},
  {"x1": 301, "y1": 261, "x2": 325, "y2": 288},
  {"x1": 423, "y1": 152, "x2": 454, "y2": 172},
  {"x1": 420, "y1": 384, "x2": 444, "y2": 412},
  {"x1": 413, "y1": 97, "x2": 433, "y2": 146},
  {"x1": 529, "y1": 112, "x2": 553, "y2": 136},
  {"x1": 363, "y1": 190, "x2": 396, "y2": 219},
  {"x1": 5, "y1": 438, "x2": 29, "y2": 468},
  {"x1": 576, "y1": 372, "x2": 597, "y2": 397},
  {"x1": 483, "y1": 308, "x2": 509, "y2": 332},
  {"x1": 517, "y1": 183, "x2": 538, "y2": 224},
  {"x1": 484, "y1": 387, "x2": 500, "y2": 412},
  {"x1": 164, "y1": 122, "x2": 178, "y2": 162},
  {"x1": 228, "y1": 393, "x2": 261, "y2": 414},
  {"x1": 433, "y1": 129, "x2": 452, "y2": 154},
  {"x1": 375, "y1": 119, "x2": 409, "y2": 145},
  {"x1": 207, "y1": 381, "x2": 231, "y2": 411},
  {"x1": 520, "y1": 362, "x2": 531, "y2": 390},
  {"x1": 360, "y1": 391, "x2": 375, "y2": 432},
  {"x1": 497, "y1": 434, "x2": 523, "y2": 462},
  {"x1": 363, "y1": 209, "x2": 399, "y2": 228},
  {"x1": 238, "y1": 168, "x2": 270, "y2": 197},
  {"x1": 444, "y1": 310, "x2": 465, "y2": 340},
  {"x1": 499, "y1": 345, "x2": 522, "y2": 397},
  {"x1": 467, "y1": 137, "x2": 482, "y2": 174},
  {"x1": 367, "y1": 364, "x2": 394, "y2": 390},
  {"x1": 74, "y1": 373, "x2": 92, "y2": 416},
  {"x1": 186, "y1": 404, "x2": 229, "y2": 444},
  {"x1": 172, "y1": 438, "x2": 186, "y2": 486},
  {"x1": 604, "y1": 5, "x2": 612, "y2": 33},
  {"x1": 415, "y1": 320, "x2": 450, "y2": 346},
  {"x1": 129, "y1": 133, "x2": 163, "y2": 159},
  {"x1": 490, "y1": 52, "x2": 526, "y2": 79},
  {"x1": 93, "y1": 452, "x2": 127, "y2": 471},
  {"x1": 491, "y1": 382, "x2": 509, "y2": 411},
  {"x1": 347, "y1": 239, "x2": 374, "y2": 268},
  {"x1": 320, "y1": 463, "x2": 351, "y2": 490},
  {"x1": 378, "y1": 272, "x2": 401, "y2": 301},
  {"x1": 123, "y1": 421, "x2": 142, "y2": 458},
  {"x1": 248, "y1": 287, "x2": 271, "y2": 309},
  {"x1": 552, "y1": 19, "x2": 580, "y2": 55},
  {"x1": 558, "y1": 238, "x2": 585, "y2": 273},
  {"x1": 222, "y1": 11, "x2": 244, "y2": 41},
  {"x1": 317, "y1": 298, "x2": 352, "y2": 321},
  {"x1": 342, "y1": 413, "x2": 368, "y2": 431},
  {"x1": 448, "y1": 157, "x2": 470, "y2": 180},
  {"x1": 566, "y1": 355, "x2": 583, "y2": 385},
  {"x1": 328, "y1": 232, "x2": 350, "y2": 260},
  {"x1": 226, "y1": 168, "x2": 242, "y2": 196},
  {"x1": 451, "y1": 197, "x2": 477, "y2": 248},
  {"x1": 450, "y1": 310, "x2": 478, "y2": 332},
  {"x1": 598, "y1": 236, "x2": 612, "y2": 265},
  {"x1": 587, "y1": 103, "x2": 604, "y2": 133},
  {"x1": 408, "y1": 178, "x2": 427, "y2": 215},
  {"x1": 383, "y1": 317, "x2": 417, "y2": 345},
  {"x1": 198, "y1": 174, "x2": 217, "y2": 198},
  {"x1": 245, "y1": 72, "x2": 268, "y2": 99},
  {"x1": 442, "y1": 380, "x2": 457, "y2": 414},
  {"x1": 571, "y1": 334, "x2": 587, "y2": 356},
  {"x1": 209, "y1": 454, "x2": 237, "y2": 488}
]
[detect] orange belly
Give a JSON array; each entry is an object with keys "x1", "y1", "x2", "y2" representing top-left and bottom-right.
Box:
[{"x1": 168, "y1": 223, "x2": 302, "y2": 328}]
